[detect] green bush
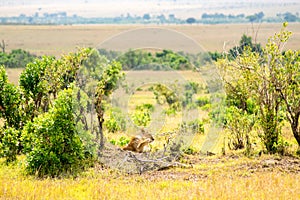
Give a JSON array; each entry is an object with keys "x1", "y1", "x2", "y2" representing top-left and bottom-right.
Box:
[
  {"x1": 0, "y1": 49, "x2": 37, "y2": 68},
  {"x1": 200, "y1": 103, "x2": 211, "y2": 111},
  {"x1": 76, "y1": 122, "x2": 96, "y2": 159},
  {"x1": 152, "y1": 84, "x2": 181, "y2": 114},
  {"x1": 110, "y1": 136, "x2": 130, "y2": 147},
  {"x1": 189, "y1": 119, "x2": 205, "y2": 134},
  {"x1": 0, "y1": 127, "x2": 20, "y2": 163},
  {"x1": 22, "y1": 88, "x2": 85, "y2": 177},
  {"x1": 182, "y1": 146, "x2": 197, "y2": 155},
  {"x1": 225, "y1": 106, "x2": 255, "y2": 150},
  {"x1": 0, "y1": 66, "x2": 23, "y2": 129},
  {"x1": 131, "y1": 103, "x2": 154, "y2": 127},
  {"x1": 274, "y1": 137, "x2": 290, "y2": 155},
  {"x1": 104, "y1": 108, "x2": 127, "y2": 133},
  {"x1": 117, "y1": 49, "x2": 192, "y2": 70},
  {"x1": 195, "y1": 96, "x2": 210, "y2": 107},
  {"x1": 180, "y1": 119, "x2": 205, "y2": 134}
]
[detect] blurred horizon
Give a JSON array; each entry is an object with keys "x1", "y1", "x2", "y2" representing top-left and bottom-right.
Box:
[{"x1": 0, "y1": 0, "x2": 299, "y2": 19}]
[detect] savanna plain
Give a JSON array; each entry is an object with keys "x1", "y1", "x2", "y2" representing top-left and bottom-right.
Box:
[{"x1": 1, "y1": 23, "x2": 300, "y2": 199}]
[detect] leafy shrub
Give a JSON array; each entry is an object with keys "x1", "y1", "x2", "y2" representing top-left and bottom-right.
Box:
[
  {"x1": 208, "y1": 94, "x2": 226, "y2": 126},
  {"x1": 182, "y1": 146, "x2": 197, "y2": 155},
  {"x1": 131, "y1": 103, "x2": 154, "y2": 127},
  {"x1": 164, "y1": 107, "x2": 178, "y2": 116},
  {"x1": 184, "y1": 82, "x2": 199, "y2": 94},
  {"x1": 152, "y1": 84, "x2": 181, "y2": 114},
  {"x1": 195, "y1": 96, "x2": 210, "y2": 107},
  {"x1": 0, "y1": 127, "x2": 20, "y2": 163},
  {"x1": 0, "y1": 66, "x2": 23, "y2": 129},
  {"x1": 131, "y1": 108, "x2": 151, "y2": 127},
  {"x1": 182, "y1": 82, "x2": 201, "y2": 108},
  {"x1": 104, "y1": 108, "x2": 127, "y2": 133},
  {"x1": 200, "y1": 103, "x2": 211, "y2": 111},
  {"x1": 22, "y1": 88, "x2": 85, "y2": 177},
  {"x1": 110, "y1": 136, "x2": 130, "y2": 147},
  {"x1": 180, "y1": 119, "x2": 205, "y2": 134},
  {"x1": 209, "y1": 34, "x2": 262, "y2": 61},
  {"x1": 0, "y1": 49, "x2": 37, "y2": 68},
  {"x1": 225, "y1": 106, "x2": 255, "y2": 150},
  {"x1": 189, "y1": 119, "x2": 205, "y2": 134},
  {"x1": 274, "y1": 137, "x2": 290, "y2": 155},
  {"x1": 117, "y1": 49, "x2": 192, "y2": 70},
  {"x1": 217, "y1": 25, "x2": 297, "y2": 153}
]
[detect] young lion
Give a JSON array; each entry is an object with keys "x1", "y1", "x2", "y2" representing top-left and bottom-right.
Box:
[{"x1": 123, "y1": 129, "x2": 154, "y2": 153}]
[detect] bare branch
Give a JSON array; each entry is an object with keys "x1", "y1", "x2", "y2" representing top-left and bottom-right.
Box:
[{"x1": 0, "y1": 40, "x2": 6, "y2": 53}]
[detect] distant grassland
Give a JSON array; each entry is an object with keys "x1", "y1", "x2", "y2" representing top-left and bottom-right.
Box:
[{"x1": 0, "y1": 23, "x2": 299, "y2": 57}]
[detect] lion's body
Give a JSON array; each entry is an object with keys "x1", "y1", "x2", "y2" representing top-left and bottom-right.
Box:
[{"x1": 123, "y1": 131, "x2": 154, "y2": 153}]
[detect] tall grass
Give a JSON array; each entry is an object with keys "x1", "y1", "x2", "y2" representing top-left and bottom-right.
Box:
[{"x1": 1, "y1": 156, "x2": 299, "y2": 199}]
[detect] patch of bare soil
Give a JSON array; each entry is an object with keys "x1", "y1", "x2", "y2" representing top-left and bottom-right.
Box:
[
  {"x1": 98, "y1": 142, "x2": 189, "y2": 174},
  {"x1": 139, "y1": 154, "x2": 300, "y2": 181},
  {"x1": 257, "y1": 156, "x2": 300, "y2": 173},
  {"x1": 97, "y1": 142, "x2": 300, "y2": 180}
]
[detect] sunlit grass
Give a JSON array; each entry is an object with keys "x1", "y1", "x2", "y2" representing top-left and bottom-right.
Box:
[{"x1": 1, "y1": 155, "x2": 300, "y2": 200}]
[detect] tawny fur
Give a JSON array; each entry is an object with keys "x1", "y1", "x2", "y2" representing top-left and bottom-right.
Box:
[{"x1": 123, "y1": 130, "x2": 154, "y2": 153}]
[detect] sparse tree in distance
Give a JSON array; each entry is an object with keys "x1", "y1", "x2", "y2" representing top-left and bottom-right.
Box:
[{"x1": 186, "y1": 17, "x2": 196, "y2": 24}]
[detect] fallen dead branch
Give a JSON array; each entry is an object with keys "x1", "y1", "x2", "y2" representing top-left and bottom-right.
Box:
[{"x1": 98, "y1": 130, "x2": 195, "y2": 174}]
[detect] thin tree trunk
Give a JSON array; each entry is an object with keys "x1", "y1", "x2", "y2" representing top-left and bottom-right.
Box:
[
  {"x1": 291, "y1": 114, "x2": 300, "y2": 146},
  {"x1": 97, "y1": 114, "x2": 104, "y2": 157},
  {"x1": 292, "y1": 128, "x2": 300, "y2": 146}
]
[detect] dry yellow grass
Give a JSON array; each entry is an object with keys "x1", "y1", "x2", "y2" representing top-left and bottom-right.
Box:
[
  {"x1": 0, "y1": 23, "x2": 299, "y2": 57},
  {"x1": 1, "y1": 155, "x2": 300, "y2": 200}
]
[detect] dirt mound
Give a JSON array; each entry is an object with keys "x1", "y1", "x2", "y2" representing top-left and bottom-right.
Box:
[
  {"x1": 98, "y1": 142, "x2": 190, "y2": 174},
  {"x1": 138, "y1": 155, "x2": 300, "y2": 180}
]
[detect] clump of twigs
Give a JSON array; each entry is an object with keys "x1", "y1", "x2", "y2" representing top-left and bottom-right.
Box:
[{"x1": 98, "y1": 130, "x2": 194, "y2": 174}]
